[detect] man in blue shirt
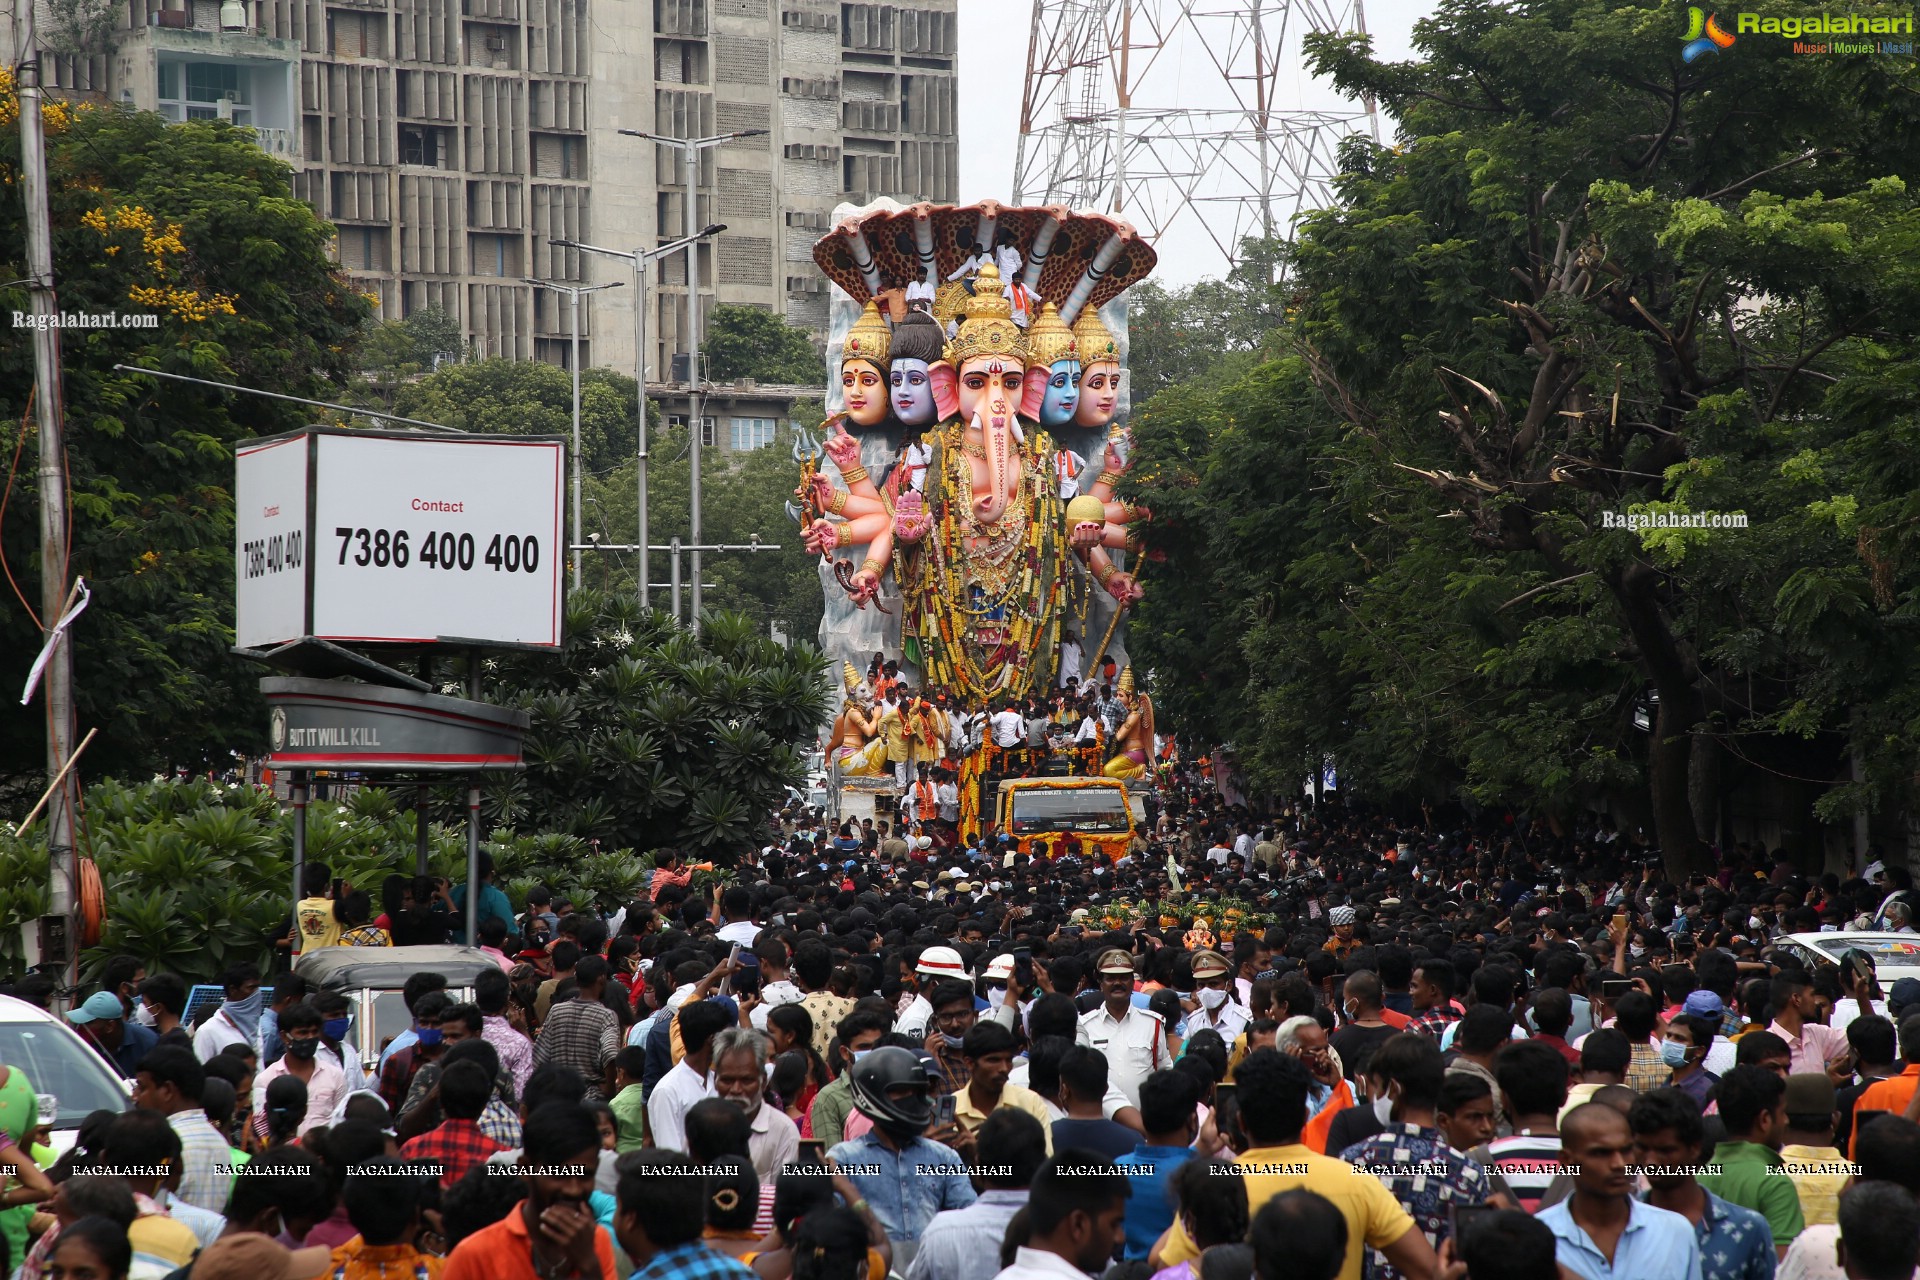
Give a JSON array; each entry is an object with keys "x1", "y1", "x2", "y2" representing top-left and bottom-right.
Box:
[
  {"x1": 828, "y1": 1046, "x2": 975, "y2": 1252},
  {"x1": 1539, "y1": 1102, "x2": 1703, "y2": 1280},
  {"x1": 1629, "y1": 1087, "x2": 1776, "y2": 1280},
  {"x1": 1113, "y1": 1069, "x2": 1198, "y2": 1260}
]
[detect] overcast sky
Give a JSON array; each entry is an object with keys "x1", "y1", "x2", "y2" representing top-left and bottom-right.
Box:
[{"x1": 955, "y1": 0, "x2": 1433, "y2": 286}]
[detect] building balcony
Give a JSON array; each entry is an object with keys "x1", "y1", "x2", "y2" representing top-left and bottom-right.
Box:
[
  {"x1": 123, "y1": 19, "x2": 301, "y2": 60},
  {"x1": 252, "y1": 125, "x2": 295, "y2": 157}
]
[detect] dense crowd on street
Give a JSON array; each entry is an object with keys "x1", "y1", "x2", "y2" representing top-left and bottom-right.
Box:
[{"x1": 4, "y1": 765, "x2": 1920, "y2": 1280}]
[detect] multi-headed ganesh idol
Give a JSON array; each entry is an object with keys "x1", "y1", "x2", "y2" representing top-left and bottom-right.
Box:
[{"x1": 798, "y1": 202, "x2": 1158, "y2": 706}]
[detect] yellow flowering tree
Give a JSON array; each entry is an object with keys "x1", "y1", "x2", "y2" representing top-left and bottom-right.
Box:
[{"x1": 0, "y1": 89, "x2": 373, "y2": 792}]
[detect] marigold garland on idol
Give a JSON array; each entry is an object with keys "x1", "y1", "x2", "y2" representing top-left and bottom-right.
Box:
[{"x1": 802, "y1": 203, "x2": 1158, "y2": 705}]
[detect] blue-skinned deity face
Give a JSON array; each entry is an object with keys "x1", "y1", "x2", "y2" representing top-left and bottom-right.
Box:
[
  {"x1": 1040, "y1": 359, "x2": 1082, "y2": 427},
  {"x1": 890, "y1": 358, "x2": 936, "y2": 425}
]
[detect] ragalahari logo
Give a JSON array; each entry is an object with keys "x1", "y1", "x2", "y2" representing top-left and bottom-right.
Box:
[{"x1": 1683, "y1": 6, "x2": 1737, "y2": 59}]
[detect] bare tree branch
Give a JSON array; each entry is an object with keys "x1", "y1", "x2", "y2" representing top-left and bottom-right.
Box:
[
  {"x1": 1497, "y1": 572, "x2": 1595, "y2": 612},
  {"x1": 1705, "y1": 149, "x2": 1829, "y2": 201}
]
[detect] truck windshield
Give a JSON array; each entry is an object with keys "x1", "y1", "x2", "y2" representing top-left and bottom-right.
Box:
[{"x1": 1008, "y1": 788, "x2": 1130, "y2": 834}]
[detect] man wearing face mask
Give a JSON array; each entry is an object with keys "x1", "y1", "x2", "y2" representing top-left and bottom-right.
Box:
[
  {"x1": 1330, "y1": 972, "x2": 1398, "y2": 1083},
  {"x1": 138, "y1": 974, "x2": 193, "y2": 1051},
  {"x1": 805, "y1": 1008, "x2": 891, "y2": 1148},
  {"x1": 923, "y1": 982, "x2": 979, "y2": 1096},
  {"x1": 1185, "y1": 951, "x2": 1249, "y2": 1045},
  {"x1": 981, "y1": 954, "x2": 1018, "y2": 1018},
  {"x1": 1076, "y1": 950, "x2": 1171, "y2": 1109},
  {"x1": 710, "y1": 1027, "x2": 799, "y2": 1179},
  {"x1": 379, "y1": 991, "x2": 449, "y2": 1114},
  {"x1": 251, "y1": 1002, "x2": 345, "y2": 1140},
  {"x1": 312, "y1": 990, "x2": 373, "y2": 1116},
  {"x1": 193, "y1": 965, "x2": 265, "y2": 1064},
  {"x1": 1335, "y1": 1034, "x2": 1495, "y2": 1274}
]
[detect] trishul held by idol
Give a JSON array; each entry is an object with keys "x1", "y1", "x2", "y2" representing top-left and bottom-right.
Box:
[{"x1": 796, "y1": 201, "x2": 1158, "y2": 720}]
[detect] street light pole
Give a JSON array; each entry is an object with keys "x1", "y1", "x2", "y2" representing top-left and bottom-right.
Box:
[
  {"x1": 554, "y1": 226, "x2": 725, "y2": 612},
  {"x1": 566, "y1": 539, "x2": 784, "y2": 629},
  {"x1": 618, "y1": 128, "x2": 767, "y2": 635},
  {"x1": 523, "y1": 278, "x2": 623, "y2": 592}
]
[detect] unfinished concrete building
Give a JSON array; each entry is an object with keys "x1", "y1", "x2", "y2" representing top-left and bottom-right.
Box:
[{"x1": 37, "y1": 0, "x2": 957, "y2": 369}]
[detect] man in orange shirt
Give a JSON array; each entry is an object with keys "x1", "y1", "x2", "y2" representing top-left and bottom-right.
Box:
[
  {"x1": 1850, "y1": 1012, "x2": 1920, "y2": 1158},
  {"x1": 328, "y1": 1157, "x2": 447, "y2": 1280},
  {"x1": 441, "y1": 1105, "x2": 617, "y2": 1280}
]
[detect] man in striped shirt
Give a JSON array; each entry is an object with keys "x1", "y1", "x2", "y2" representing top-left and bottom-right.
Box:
[{"x1": 1471, "y1": 1039, "x2": 1570, "y2": 1213}]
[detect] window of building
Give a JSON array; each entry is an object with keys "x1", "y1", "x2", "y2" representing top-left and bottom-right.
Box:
[
  {"x1": 701, "y1": 417, "x2": 718, "y2": 448},
  {"x1": 730, "y1": 417, "x2": 776, "y2": 450},
  {"x1": 158, "y1": 60, "x2": 248, "y2": 123}
]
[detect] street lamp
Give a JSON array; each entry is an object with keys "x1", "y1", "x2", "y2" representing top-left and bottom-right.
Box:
[
  {"x1": 522, "y1": 277, "x2": 623, "y2": 591},
  {"x1": 553, "y1": 225, "x2": 725, "y2": 609},
  {"x1": 618, "y1": 126, "x2": 770, "y2": 633}
]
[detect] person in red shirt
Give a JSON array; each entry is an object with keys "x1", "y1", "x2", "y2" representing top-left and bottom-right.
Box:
[
  {"x1": 399, "y1": 1060, "x2": 502, "y2": 1188},
  {"x1": 441, "y1": 1103, "x2": 617, "y2": 1280},
  {"x1": 1527, "y1": 988, "x2": 1584, "y2": 1068}
]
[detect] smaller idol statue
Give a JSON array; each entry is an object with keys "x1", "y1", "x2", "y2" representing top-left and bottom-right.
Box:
[
  {"x1": 1103, "y1": 666, "x2": 1155, "y2": 780},
  {"x1": 829, "y1": 662, "x2": 887, "y2": 775}
]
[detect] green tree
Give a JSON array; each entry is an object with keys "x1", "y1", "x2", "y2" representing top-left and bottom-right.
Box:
[
  {"x1": 357, "y1": 307, "x2": 467, "y2": 403},
  {"x1": 1124, "y1": 241, "x2": 1292, "y2": 399},
  {"x1": 1127, "y1": 0, "x2": 1920, "y2": 871},
  {"x1": 479, "y1": 592, "x2": 828, "y2": 856},
  {"x1": 704, "y1": 305, "x2": 822, "y2": 385},
  {"x1": 390, "y1": 358, "x2": 641, "y2": 477},
  {"x1": 582, "y1": 417, "x2": 824, "y2": 644},
  {"x1": 0, "y1": 102, "x2": 372, "y2": 798},
  {"x1": 0, "y1": 777, "x2": 701, "y2": 980}
]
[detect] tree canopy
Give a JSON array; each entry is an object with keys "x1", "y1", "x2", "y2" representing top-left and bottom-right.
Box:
[
  {"x1": 703, "y1": 305, "x2": 822, "y2": 386},
  {"x1": 0, "y1": 96, "x2": 371, "y2": 798},
  {"x1": 1127, "y1": 0, "x2": 1920, "y2": 873},
  {"x1": 388, "y1": 356, "x2": 645, "y2": 477},
  {"x1": 481, "y1": 593, "x2": 828, "y2": 856}
]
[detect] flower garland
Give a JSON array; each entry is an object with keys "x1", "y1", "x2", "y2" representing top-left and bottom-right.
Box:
[{"x1": 905, "y1": 420, "x2": 1072, "y2": 707}]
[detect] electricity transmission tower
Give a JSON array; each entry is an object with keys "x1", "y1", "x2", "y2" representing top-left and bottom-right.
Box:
[{"x1": 1012, "y1": 0, "x2": 1380, "y2": 274}]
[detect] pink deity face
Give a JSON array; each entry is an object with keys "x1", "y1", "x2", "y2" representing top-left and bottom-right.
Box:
[
  {"x1": 957, "y1": 356, "x2": 1026, "y2": 424},
  {"x1": 1074, "y1": 361, "x2": 1122, "y2": 428},
  {"x1": 841, "y1": 359, "x2": 888, "y2": 428}
]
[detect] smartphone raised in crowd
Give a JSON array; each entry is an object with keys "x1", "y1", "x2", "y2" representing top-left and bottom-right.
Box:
[{"x1": 935, "y1": 1094, "x2": 957, "y2": 1128}]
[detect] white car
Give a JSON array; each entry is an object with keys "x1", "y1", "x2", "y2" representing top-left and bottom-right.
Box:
[
  {"x1": 0, "y1": 994, "x2": 132, "y2": 1155},
  {"x1": 1777, "y1": 931, "x2": 1920, "y2": 986}
]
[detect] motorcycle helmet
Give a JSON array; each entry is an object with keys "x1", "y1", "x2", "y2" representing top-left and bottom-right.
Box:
[{"x1": 848, "y1": 1046, "x2": 934, "y2": 1140}]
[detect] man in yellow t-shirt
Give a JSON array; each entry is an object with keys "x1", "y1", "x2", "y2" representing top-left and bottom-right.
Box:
[
  {"x1": 948, "y1": 1022, "x2": 1054, "y2": 1156},
  {"x1": 1156, "y1": 1049, "x2": 1435, "y2": 1280},
  {"x1": 293, "y1": 865, "x2": 343, "y2": 954},
  {"x1": 1779, "y1": 1073, "x2": 1850, "y2": 1226}
]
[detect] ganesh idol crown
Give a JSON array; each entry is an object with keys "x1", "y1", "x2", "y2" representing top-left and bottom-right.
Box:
[{"x1": 794, "y1": 200, "x2": 1156, "y2": 709}]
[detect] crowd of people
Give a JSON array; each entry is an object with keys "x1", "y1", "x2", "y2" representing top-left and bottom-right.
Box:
[{"x1": 4, "y1": 777, "x2": 1920, "y2": 1280}]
